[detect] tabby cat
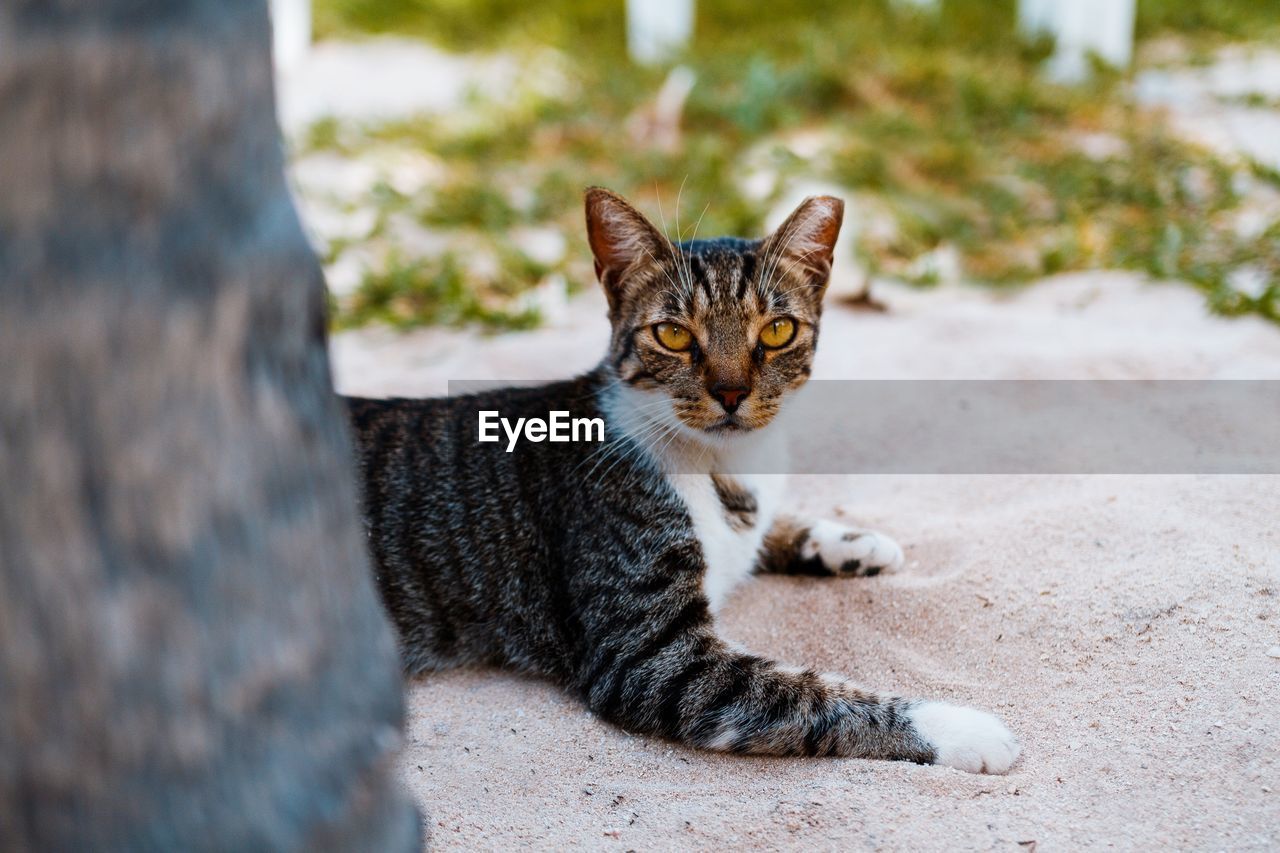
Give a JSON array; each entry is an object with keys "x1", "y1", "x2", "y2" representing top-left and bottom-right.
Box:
[{"x1": 345, "y1": 188, "x2": 1019, "y2": 774}]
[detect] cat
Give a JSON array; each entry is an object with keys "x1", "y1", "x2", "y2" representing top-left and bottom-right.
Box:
[{"x1": 344, "y1": 188, "x2": 1019, "y2": 774}]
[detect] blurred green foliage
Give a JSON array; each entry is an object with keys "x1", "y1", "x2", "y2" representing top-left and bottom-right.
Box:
[
  {"x1": 316, "y1": 0, "x2": 1279, "y2": 50},
  {"x1": 1134, "y1": 0, "x2": 1280, "y2": 42},
  {"x1": 335, "y1": 252, "x2": 543, "y2": 330},
  {"x1": 307, "y1": 0, "x2": 1280, "y2": 329}
]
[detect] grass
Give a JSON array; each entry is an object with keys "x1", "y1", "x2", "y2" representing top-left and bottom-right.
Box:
[
  {"x1": 301, "y1": 0, "x2": 1280, "y2": 330},
  {"x1": 333, "y1": 253, "x2": 543, "y2": 331}
]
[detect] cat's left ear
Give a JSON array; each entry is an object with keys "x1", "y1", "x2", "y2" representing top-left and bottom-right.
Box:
[{"x1": 759, "y1": 196, "x2": 844, "y2": 297}]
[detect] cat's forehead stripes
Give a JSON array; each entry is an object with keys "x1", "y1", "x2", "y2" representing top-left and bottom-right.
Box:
[{"x1": 661, "y1": 239, "x2": 782, "y2": 314}]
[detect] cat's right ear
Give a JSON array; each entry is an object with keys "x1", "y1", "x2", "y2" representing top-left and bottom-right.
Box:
[{"x1": 584, "y1": 187, "x2": 670, "y2": 311}]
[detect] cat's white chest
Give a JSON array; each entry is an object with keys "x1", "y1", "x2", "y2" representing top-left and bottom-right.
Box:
[{"x1": 670, "y1": 472, "x2": 785, "y2": 612}]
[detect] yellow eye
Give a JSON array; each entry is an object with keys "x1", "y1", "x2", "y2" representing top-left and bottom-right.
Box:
[
  {"x1": 654, "y1": 322, "x2": 693, "y2": 352},
  {"x1": 759, "y1": 317, "x2": 796, "y2": 349}
]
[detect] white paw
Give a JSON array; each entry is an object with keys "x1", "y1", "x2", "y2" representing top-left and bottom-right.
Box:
[
  {"x1": 906, "y1": 701, "x2": 1020, "y2": 775},
  {"x1": 802, "y1": 520, "x2": 904, "y2": 576}
]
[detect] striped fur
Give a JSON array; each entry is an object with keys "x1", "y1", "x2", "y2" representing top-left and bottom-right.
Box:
[{"x1": 344, "y1": 190, "x2": 1019, "y2": 773}]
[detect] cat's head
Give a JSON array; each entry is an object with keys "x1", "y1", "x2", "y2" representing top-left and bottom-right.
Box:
[{"x1": 584, "y1": 187, "x2": 843, "y2": 438}]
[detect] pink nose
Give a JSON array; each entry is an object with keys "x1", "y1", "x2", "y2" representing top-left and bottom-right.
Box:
[{"x1": 711, "y1": 384, "x2": 750, "y2": 413}]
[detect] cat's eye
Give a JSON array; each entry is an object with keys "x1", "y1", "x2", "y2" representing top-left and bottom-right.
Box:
[
  {"x1": 759, "y1": 317, "x2": 797, "y2": 349},
  {"x1": 654, "y1": 322, "x2": 693, "y2": 352}
]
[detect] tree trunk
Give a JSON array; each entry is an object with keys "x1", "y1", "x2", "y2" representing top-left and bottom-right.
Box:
[{"x1": 0, "y1": 2, "x2": 420, "y2": 849}]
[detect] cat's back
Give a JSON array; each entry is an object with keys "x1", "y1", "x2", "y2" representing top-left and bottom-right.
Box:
[{"x1": 342, "y1": 373, "x2": 690, "y2": 674}]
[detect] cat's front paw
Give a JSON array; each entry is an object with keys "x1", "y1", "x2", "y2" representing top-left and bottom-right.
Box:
[
  {"x1": 802, "y1": 520, "x2": 904, "y2": 577},
  {"x1": 906, "y1": 701, "x2": 1020, "y2": 774}
]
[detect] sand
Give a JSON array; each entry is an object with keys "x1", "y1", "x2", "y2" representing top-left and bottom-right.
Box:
[{"x1": 332, "y1": 273, "x2": 1280, "y2": 850}]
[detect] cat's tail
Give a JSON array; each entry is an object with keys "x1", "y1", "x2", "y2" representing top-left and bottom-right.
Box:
[{"x1": 579, "y1": 623, "x2": 1019, "y2": 774}]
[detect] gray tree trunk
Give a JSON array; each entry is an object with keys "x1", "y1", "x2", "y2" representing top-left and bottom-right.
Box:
[{"x1": 0, "y1": 2, "x2": 420, "y2": 849}]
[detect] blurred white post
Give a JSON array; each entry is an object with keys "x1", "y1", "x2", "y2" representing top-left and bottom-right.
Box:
[
  {"x1": 270, "y1": 0, "x2": 312, "y2": 72},
  {"x1": 627, "y1": 0, "x2": 695, "y2": 65},
  {"x1": 1019, "y1": 0, "x2": 1135, "y2": 84},
  {"x1": 894, "y1": 0, "x2": 940, "y2": 9}
]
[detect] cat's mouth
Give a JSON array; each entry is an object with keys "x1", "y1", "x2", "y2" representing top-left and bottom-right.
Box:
[
  {"x1": 703, "y1": 415, "x2": 749, "y2": 433},
  {"x1": 674, "y1": 402, "x2": 776, "y2": 436}
]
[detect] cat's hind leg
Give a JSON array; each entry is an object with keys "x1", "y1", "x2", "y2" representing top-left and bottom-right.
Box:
[{"x1": 757, "y1": 514, "x2": 904, "y2": 577}]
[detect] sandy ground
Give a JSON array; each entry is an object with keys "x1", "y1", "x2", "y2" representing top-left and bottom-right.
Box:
[{"x1": 332, "y1": 273, "x2": 1280, "y2": 851}]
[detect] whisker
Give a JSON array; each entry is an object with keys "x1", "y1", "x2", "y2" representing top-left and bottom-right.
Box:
[
  {"x1": 653, "y1": 184, "x2": 693, "y2": 297},
  {"x1": 674, "y1": 176, "x2": 695, "y2": 296}
]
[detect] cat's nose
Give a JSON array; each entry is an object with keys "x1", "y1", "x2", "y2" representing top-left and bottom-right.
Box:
[{"x1": 710, "y1": 383, "x2": 750, "y2": 414}]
